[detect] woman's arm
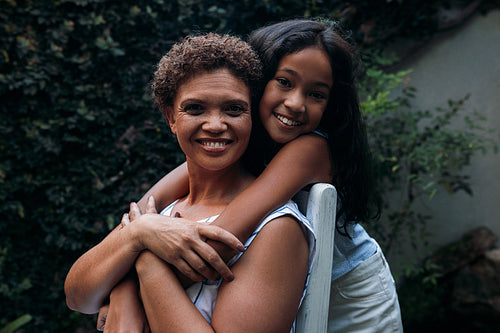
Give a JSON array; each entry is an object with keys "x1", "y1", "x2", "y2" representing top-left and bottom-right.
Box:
[
  {"x1": 64, "y1": 198, "x2": 243, "y2": 314},
  {"x1": 96, "y1": 272, "x2": 150, "y2": 332},
  {"x1": 136, "y1": 214, "x2": 309, "y2": 332},
  {"x1": 64, "y1": 214, "x2": 144, "y2": 314},
  {"x1": 209, "y1": 134, "x2": 332, "y2": 260},
  {"x1": 136, "y1": 162, "x2": 189, "y2": 213}
]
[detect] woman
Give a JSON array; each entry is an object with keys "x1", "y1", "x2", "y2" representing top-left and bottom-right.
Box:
[{"x1": 65, "y1": 33, "x2": 315, "y2": 332}]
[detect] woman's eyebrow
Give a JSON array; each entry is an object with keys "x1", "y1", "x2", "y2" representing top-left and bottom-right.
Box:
[
  {"x1": 180, "y1": 98, "x2": 250, "y2": 108},
  {"x1": 179, "y1": 98, "x2": 204, "y2": 108},
  {"x1": 224, "y1": 100, "x2": 250, "y2": 108}
]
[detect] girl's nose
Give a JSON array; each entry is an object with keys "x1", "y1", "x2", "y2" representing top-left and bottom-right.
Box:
[
  {"x1": 201, "y1": 112, "x2": 228, "y2": 133},
  {"x1": 283, "y1": 91, "x2": 306, "y2": 113}
]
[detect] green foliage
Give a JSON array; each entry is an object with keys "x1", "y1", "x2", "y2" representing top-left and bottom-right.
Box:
[
  {"x1": 0, "y1": 315, "x2": 32, "y2": 333},
  {"x1": 1, "y1": 0, "x2": 497, "y2": 331},
  {"x1": 360, "y1": 58, "x2": 499, "y2": 259}
]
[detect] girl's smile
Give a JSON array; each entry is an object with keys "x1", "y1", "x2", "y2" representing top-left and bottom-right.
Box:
[{"x1": 259, "y1": 46, "x2": 333, "y2": 144}]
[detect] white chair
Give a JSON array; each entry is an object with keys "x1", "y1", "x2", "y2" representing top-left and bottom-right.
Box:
[{"x1": 294, "y1": 183, "x2": 337, "y2": 333}]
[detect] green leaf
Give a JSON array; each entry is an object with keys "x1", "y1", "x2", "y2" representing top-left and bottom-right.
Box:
[{"x1": 0, "y1": 314, "x2": 32, "y2": 333}]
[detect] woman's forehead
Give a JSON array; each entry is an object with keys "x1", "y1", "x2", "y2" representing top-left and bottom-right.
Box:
[{"x1": 174, "y1": 69, "x2": 251, "y2": 104}]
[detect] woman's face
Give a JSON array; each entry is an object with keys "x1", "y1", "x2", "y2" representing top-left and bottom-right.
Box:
[
  {"x1": 166, "y1": 69, "x2": 252, "y2": 172},
  {"x1": 259, "y1": 47, "x2": 333, "y2": 144}
]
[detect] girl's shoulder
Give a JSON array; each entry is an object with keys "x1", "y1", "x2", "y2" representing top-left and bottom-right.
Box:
[
  {"x1": 275, "y1": 133, "x2": 332, "y2": 184},
  {"x1": 283, "y1": 132, "x2": 330, "y2": 157},
  {"x1": 289, "y1": 131, "x2": 328, "y2": 146}
]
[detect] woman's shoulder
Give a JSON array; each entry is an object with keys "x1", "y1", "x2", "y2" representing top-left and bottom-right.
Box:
[{"x1": 257, "y1": 201, "x2": 316, "y2": 255}]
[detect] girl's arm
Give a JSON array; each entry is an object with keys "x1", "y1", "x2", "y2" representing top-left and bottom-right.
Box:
[
  {"x1": 209, "y1": 134, "x2": 332, "y2": 260},
  {"x1": 133, "y1": 134, "x2": 330, "y2": 270},
  {"x1": 136, "y1": 162, "x2": 189, "y2": 213}
]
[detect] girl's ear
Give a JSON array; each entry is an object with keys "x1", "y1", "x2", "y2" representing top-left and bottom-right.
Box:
[{"x1": 165, "y1": 106, "x2": 176, "y2": 134}]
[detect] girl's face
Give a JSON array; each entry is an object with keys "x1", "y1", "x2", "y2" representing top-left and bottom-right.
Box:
[
  {"x1": 259, "y1": 47, "x2": 333, "y2": 144},
  {"x1": 166, "y1": 69, "x2": 252, "y2": 172}
]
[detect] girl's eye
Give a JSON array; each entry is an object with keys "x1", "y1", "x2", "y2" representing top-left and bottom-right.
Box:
[
  {"x1": 276, "y1": 78, "x2": 291, "y2": 88},
  {"x1": 310, "y1": 91, "x2": 327, "y2": 100},
  {"x1": 225, "y1": 105, "x2": 248, "y2": 116}
]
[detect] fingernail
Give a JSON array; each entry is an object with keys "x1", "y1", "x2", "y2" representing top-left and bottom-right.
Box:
[
  {"x1": 237, "y1": 243, "x2": 246, "y2": 252},
  {"x1": 227, "y1": 274, "x2": 234, "y2": 282}
]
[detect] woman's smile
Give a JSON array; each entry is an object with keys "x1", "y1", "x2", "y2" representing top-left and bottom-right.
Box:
[
  {"x1": 166, "y1": 69, "x2": 252, "y2": 172},
  {"x1": 197, "y1": 139, "x2": 233, "y2": 150}
]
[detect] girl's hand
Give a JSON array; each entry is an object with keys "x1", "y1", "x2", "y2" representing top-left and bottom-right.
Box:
[
  {"x1": 129, "y1": 197, "x2": 245, "y2": 282},
  {"x1": 96, "y1": 276, "x2": 150, "y2": 333}
]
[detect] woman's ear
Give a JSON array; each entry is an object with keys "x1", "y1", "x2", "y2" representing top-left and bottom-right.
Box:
[{"x1": 165, "y1": 106, "x2": 176, "y2": 135}]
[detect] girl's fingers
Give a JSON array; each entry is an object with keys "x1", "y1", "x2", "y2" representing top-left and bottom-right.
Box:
[
  {"x1": 146, "y1": 196, "x2": 157, "y2": 214},
  {"x1": 97, "y1": 304, "x2": 109, "y2": 331}
]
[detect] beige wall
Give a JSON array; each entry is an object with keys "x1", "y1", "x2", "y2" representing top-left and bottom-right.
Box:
[{"x1": 387, "y1": 10, "x2": 500, "y2": 274}]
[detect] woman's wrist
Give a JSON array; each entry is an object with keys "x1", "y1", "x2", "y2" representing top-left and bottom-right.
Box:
[
  {"x1": 135, "y1": 251, "x2": 163, "y2": 278},
  {"x1": 125, "y1": 217, "x2": 147, "y2": 253}
]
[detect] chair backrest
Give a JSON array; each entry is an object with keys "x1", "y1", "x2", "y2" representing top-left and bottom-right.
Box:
[{"x1": 294, "y1": 183, "x2": 337, "y2": 333}]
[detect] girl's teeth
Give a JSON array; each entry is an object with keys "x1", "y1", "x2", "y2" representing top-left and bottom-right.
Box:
[{"x1": 275, "y1": 114, "x2": 301, "y2": 126}]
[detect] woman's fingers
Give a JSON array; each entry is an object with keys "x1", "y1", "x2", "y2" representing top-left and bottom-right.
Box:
[
  {"x1": 198, "y1": 225, "x2": 246, "y2": 253},
  {"x1": 173, "y1": 258, "x2": 205, "y2": 282},
  {"x1": 146, "y1": 196, "x2": 157, "y2": 214},
  {"x1": 121, "y1": 213, "x2": 131, "y2": 227},
  {"x1": 182, "y1": 249, "x2": 222, "y2": 281},
  {"x1": 129, "y1": 202, "x2": 142, "y2": 221},
  {"x1": 188, "y1": 243, "x2": 234, "y2": 281}
]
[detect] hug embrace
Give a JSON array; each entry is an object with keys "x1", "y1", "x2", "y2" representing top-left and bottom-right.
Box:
[{"x1": 65, "y1": 18, "x2": 403, "y2": 333}]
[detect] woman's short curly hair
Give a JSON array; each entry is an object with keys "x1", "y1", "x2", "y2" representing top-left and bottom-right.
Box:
[{"x1": 152, "y1": 33, "x2": 263, "y2": 114}]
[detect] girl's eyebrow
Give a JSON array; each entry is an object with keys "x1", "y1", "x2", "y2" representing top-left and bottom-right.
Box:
[{"x1": 276, "y1": 68, "x2": 331, "y2": 89}]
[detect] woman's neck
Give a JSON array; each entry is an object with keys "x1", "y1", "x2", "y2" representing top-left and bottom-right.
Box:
[{"x1": 174, "y1": 161, "x2": 254, "y2": 220}]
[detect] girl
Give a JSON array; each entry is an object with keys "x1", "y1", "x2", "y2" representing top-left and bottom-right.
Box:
[{"x1": 123, "y1": 19, "x2": 402, "y2": 332}]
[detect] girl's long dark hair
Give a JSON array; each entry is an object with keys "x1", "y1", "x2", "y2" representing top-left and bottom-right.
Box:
[{"x1": 247, "y1": 18, "x2": 381, "y2": 235}]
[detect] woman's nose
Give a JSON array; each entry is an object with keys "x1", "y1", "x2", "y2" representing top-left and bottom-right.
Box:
[
  {"x1": 283, "y1": 91, "x2": 306, "y2": 113},
  {"x1": 202, "y1": 112, "x2": 228, "y2": 133}
]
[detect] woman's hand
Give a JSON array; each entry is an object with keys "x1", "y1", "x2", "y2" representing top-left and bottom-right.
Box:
[
  {"x1": 96, "y1": 275, "x2": 150, "y2": 333},
  {"x1": 129, "y1": 197, "x2": 245, "y2": 282}
]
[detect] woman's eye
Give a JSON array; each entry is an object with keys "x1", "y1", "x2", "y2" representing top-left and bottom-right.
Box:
[
  {"x1": 225, "y1": 105, "x2": 247, "y2": 116},
  {"x1": 276, "y1": 78, "x2": 291, "y2": 87},
  {"x1": 183, "y1": 104, "x2": 204, "y2": 114}
]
